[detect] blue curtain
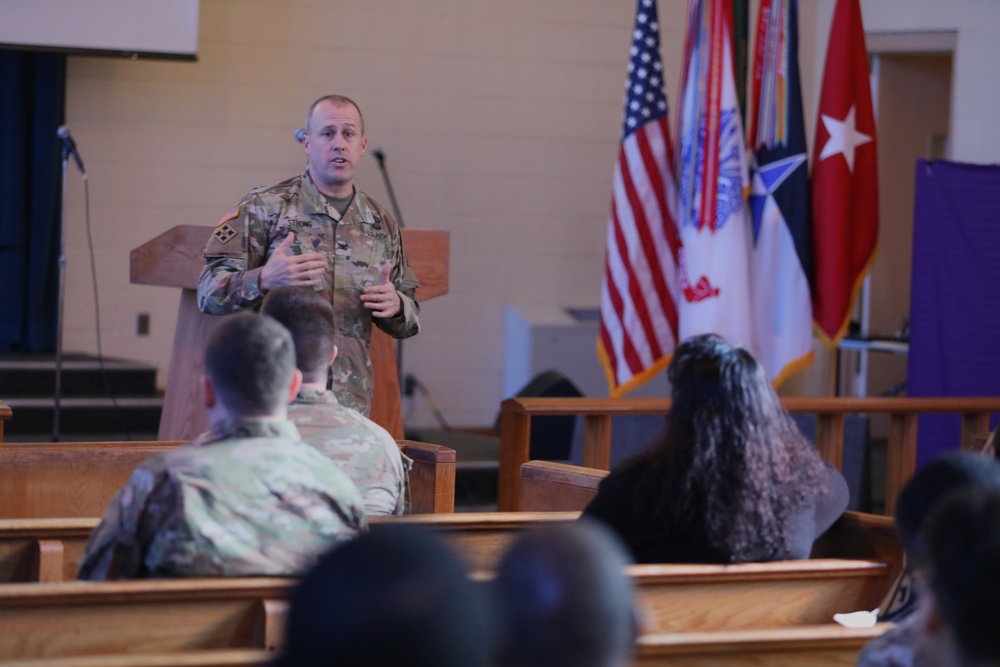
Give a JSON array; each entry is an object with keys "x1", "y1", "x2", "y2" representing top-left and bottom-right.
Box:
[
  {"x1": 0, "y1": 51, "x2": 66, "y2": 352},
  {"x1": 909, "y1": 159, "x2": 1000, "y2": 467}
]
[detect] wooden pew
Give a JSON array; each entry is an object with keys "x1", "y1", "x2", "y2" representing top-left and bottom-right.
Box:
[
  {"x1": 0, "y1": 439, "x2": 454, "y2": 519},
  {"x1": 0, "y1": 560, "x2": 890, "y2": 660},
  {"x1": 518, "y1": 459, "x2": 605, "y2": 511},
  {"x1": 517, "y1": 460, "x2": 905, "y2": 583},
  {"x1": 0, "y1": 509, "x2": 900, "y2": 591},
  {"x1": 0, "y1": 578, "x2": 290, "y2": 661},
  {"x1": 633, "y1": 624, "x2": 890, "y2": 666},
  {"x1": 0, "y1": 512, "x2": 571, "y2": 584},
  {"x1": 498, "y1": 396, "x2": 1000, "y2": 511},
  {"x1": 0, "y1": 400, "x2": 11, "y2": 442},
  {"x1": 4, "y1": 650, "x2": 272, "y2": 667}
]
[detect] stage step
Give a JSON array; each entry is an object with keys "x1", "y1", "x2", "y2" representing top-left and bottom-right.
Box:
[{"x1": 0, "y1": 353, "x2": 162, "y2": 440}]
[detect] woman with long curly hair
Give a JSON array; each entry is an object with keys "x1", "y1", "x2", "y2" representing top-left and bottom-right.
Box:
[{"x1": 582, "y1": 334, "x2": 848, "y2": 564}]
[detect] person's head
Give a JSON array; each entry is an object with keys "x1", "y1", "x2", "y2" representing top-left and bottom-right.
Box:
[
  {"x1": 201, "y1": 313, "x2": 299, "y2": 422},
  {"x1": 282, "y1": 525, "x2": 494, "y2": 667},
  {"x1": 493, "y1": 519, "x2": 636, "y2": 667},
  {"x1": 261, "y1": 286, "x2": 336, "y2": 385},
  {"x1": 633, "y1": 333, "x2": 825, "y2": 562},
  {"x1": 895, "y1": 451, "x2": 1000, "y2": 566},
  {"x1": 918, "y1": 488, "x2": 1000, "y2": 666},
  {"x1": 302, "y1": 94, "x2": 366, "y2": 198}
]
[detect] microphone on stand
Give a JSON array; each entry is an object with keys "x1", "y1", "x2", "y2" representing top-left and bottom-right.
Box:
[
  {"x1": 295, "y1": 128, "x2": 306, "y2": 143},
  {"x1": 57, "y1": 125, "x2": 86, "y2": 173}
]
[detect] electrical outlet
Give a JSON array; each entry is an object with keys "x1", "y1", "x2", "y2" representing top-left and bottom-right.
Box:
[{"x1": 137, "y1": 312, "x2": 150, "y2": 336}]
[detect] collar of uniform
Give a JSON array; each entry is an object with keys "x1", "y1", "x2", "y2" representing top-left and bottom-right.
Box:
[
  {"x1": 300, "y1": 170, "x2": 376, "y2": 225},
  {"x1": 294, "y1": 388, "x2": 340, "y2": 405},
  {"x1": 196, "y1": 418, "x2": 302, "y2": 445}
]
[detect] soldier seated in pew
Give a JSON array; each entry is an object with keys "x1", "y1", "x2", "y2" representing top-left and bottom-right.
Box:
[
  {"x1": 493, "y1": 519, "x2": 637, "y2": 667},
  {"x1": 281, "y1": 525, "x2": 493, "y2": 667},
  {"x1": 858, "y1": 451, "x2": 1000, "y2": 667},
  {"x1": 262, "y1": 286, "x2": 409, "y2": 516},
  {"x1": 78, "y1": 313, "x2": 366, "y2": 580},
  {"x1": 583, "y1": 333, "x2": 849, "y2": 564},
  {"x1": 915, "y1": 487, "x2": 1000, "y2": 667}
]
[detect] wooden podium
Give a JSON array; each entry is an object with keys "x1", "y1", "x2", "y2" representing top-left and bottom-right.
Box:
[{"x1": 131, "y1": 226, "x2": 449, "y2": 441}]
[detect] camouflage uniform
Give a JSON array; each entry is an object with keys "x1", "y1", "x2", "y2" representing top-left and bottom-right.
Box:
[
  {"x1": 197, "y1": 171, "x2": 420, "y2": 416},
  {"x1": 289, "y1": 388, "x2": 411, "y2": 516},
  {"x1": 77, "y1": 420, "x2": 367, "y2": 580}
]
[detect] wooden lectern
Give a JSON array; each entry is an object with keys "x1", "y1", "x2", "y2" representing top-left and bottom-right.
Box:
[{"x1": 131, "y1": 226, "x2": 449, "y2": 441}]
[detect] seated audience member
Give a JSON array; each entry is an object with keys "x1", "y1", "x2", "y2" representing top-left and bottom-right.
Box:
[
  {"x1": 858, "y1": 451, "x2": 1000, "y2": 667},
  {"x1": 281, "y1": 525, "x2": 494, "y2": 667},
  {"x1": 78, "y1": 313, "x2": 366, "y2": 580},
  {"x1": 262, "y1": 286, "x2": 409, "y2": 515},
  {"x1": 493, "y1": 519, "x2": 636, "y2": 667},
  {"x1": 915, "y1": 488, "x2": 1000, "y2": 667},
  {"x1": 583, "y1": 333, "x2": 848, "y2": 564}
]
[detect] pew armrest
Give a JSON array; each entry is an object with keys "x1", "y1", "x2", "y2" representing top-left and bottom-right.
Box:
[
  {"x1": 398, "y1": 440, "x2": 456, "y2": 514},
  {"x1": 518, "y1": 460, "x2": 609, "y2": 512}
]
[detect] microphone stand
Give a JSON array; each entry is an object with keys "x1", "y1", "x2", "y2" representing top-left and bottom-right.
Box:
[
  {"x1": 372, "y1": 150, "x2": 407, "y2": 403},
  {"x1": 53, "y1": 147, "x2": 69, "y2": 441}
]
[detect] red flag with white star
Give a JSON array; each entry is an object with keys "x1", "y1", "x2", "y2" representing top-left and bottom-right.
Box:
[{"x1": 811, "y1": 0, "x2": 878, "y2": 346}]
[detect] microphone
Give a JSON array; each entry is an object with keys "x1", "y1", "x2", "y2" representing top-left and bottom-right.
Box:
[
  {"x1": 57, "y1": 125, "x2": 86, "y2": 173},
  {"x1": 295, "y1": 128, "x2": 306, "y2": 143},
  {"x1": 372, "y1": 148, "x2": 386, "y2": 167}
]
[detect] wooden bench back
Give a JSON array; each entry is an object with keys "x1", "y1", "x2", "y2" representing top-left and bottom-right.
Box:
[
  {"x1": 518, "y1": 460, "x2": 605, "y2": 511},
  {"x1": 0, "y1": 440, "x2": 454, "y2": 520},
  {"x1": 0, "y1": 558, "x2": 890, "y2": 660},
  {"x1": 633, "y1": 624, "x2": 890, "y2": 666},
  {"x1": 0, "y1": 578, "x2": 290, "y2": 661}
]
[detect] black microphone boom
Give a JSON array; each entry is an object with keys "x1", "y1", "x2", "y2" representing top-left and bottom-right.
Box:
[
  {"x1": 57, "y1": 125, "x2": 86, "y2": 173},
  {"x1": 372, "y1": 147, "x2": 403, "y2": 228}
]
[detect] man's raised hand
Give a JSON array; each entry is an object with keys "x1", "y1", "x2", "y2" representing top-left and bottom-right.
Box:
[
  {"x1": 260, "y1": 232, "x2": 326, "y2": 292},
  {"x1": 361, "y1": 262, "x2": 401, "y2": 318}
]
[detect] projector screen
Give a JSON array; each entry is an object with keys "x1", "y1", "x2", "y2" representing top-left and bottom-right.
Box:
[{"x1": 0, "y1": 0, "x2": 199, "y2": 60}]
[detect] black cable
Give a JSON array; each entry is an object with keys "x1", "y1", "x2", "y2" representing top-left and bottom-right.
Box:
[
  {"x1": 82, "y1": 174, "x2": 131, "y2": 439},
  {"x1": 411, "y1": 377, "x2": 452, "y2": 432}
]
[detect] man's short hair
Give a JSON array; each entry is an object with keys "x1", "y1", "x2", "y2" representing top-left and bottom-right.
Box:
[
  {"x1": 204, "y1": 313, "x2": 296, "y2": 417},
  {"x1": 261, "y1": 286, "x2": 335, "y2": 384},
  {"x1": 282, "y1": 525, "x2": 494, "y2": 667},
  {"x1": 494, "y1": 519, "x2": 636, "y2": 667},
  {"x1": 306, "y1": 94, "x2": 364, "y2": 135},
  {"x1": 925, "y1": 488, "x2": 1000, "y2": 664}
]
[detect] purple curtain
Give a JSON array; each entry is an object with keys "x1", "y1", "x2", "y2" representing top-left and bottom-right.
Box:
[{"x1": 909, "y1": 159, "x2": 1000, "y2": 467}]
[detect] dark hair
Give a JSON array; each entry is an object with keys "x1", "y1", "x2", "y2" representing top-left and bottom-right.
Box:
[
  {"x1": 494, "y1": 519, "x2": 636, "y2": 667},
  {"x1": 627, "y1": 334, "x2": 826, "y2": 562},
  {"x1": 203, "y1": 313, "x2": 295, "y2": 417},
  {"x1": 925, "y1": 488, "x2": 1000, "y2": 663},
  {"x1": 282, "y1": 526, "x2": 494, "y2": 667},
  {"x1": 895, "y1": 451, "x2": 1000, "y2": 565},
  {"x1": 306, "y1": 94, "x2": 364, "y2": 135},
  {"x1": 261, "y1": 286, "x2": 335, "y2": 384}
]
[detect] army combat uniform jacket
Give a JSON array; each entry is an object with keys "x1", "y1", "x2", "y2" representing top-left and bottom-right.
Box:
[
  {"x1": 77, "y1": 420, "x2": 367, "y2": 580},
  {"x1": 289, "y1": 388, "x2": 410, "y2": 516},
  {"x1": 197, "y1": 171, "x2": 420, "y2": 416}
]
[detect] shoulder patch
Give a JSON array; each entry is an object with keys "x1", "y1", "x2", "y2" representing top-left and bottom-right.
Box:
[
  {"x1": 215, "y1": 205, "x2": 241, "y2": 227},
  {"x1": 213, "y1": 222, "x2": 238, "y2": 245}
]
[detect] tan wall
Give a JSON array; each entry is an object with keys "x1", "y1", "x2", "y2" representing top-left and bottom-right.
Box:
[{"x1": 59, "y1": 0, "x2": 1000, "y2": 427}]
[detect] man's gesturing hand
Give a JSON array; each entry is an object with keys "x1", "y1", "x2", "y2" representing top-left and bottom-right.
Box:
[
  {"x1": 361, "y1": 262, "x2": 401, "y2": 318},
  {"x1": 260, "y1": 233, "x2": 326, "y2": 292}
]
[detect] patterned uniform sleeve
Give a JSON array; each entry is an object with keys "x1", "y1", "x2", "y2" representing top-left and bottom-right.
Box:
[
  {"x1": 77, "y1": 466, "x2": 167, "y2": 580},
  {"x1": 374, "y1": 215, "x2": 420, "y2": 339},
  {"x1": 197, "y1": 195, "x2": 270, "y2": 314}
]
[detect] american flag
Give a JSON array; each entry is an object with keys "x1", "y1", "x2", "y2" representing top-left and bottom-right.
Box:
[{"x1": 598, "y1": 0, "x2": 682, "y2": 397}]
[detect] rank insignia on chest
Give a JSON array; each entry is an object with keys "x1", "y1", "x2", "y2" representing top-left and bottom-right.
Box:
[{"x1": 213, "y1": 222, "x2": 238, "y2": 244}]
